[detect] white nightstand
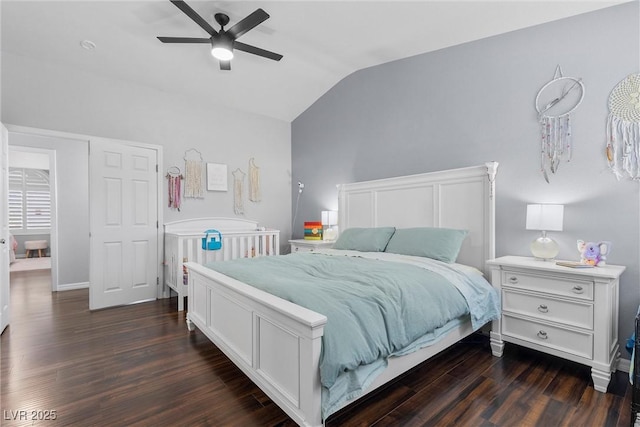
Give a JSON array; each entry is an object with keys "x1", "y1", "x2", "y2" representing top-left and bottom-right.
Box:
[
  {"x1": 288, "y1": 239, "x2": 334, "y2": 253},
  {"x1": 487, "y1": 256, "x2": 625, "y2": 393}
]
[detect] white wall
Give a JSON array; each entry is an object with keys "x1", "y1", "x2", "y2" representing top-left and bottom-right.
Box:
[
  {"x1": 9, "y1": 149, "x2": 49, "y2": 170},
  {"x1": 1, "y1": 51, "x2": 292, "y2": 251}
]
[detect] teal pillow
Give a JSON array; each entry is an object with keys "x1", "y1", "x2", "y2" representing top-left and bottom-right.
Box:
[
  {"x1": 332, "y1": 227, "x2": 396, "y2": 252},
  {"x1": 384, "y1": 227, "x2": 468, "y2": 263}
]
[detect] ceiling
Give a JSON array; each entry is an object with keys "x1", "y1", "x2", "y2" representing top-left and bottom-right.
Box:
[{"x1": 1, "y1": 1, "x2": 629, "y2": 122}]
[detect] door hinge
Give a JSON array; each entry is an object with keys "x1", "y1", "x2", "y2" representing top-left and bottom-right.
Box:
[
  {"x1": 157, "y1": 277, "x2": 159, "y2": 286},
  {"x1": 156, "y1": 164, "x2": 158, "y2": 173},
  {"x1": 157, "y1": 220, "x2": 159, "y2": 228}
]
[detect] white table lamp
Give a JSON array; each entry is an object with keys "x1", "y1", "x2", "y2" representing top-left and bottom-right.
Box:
[
  {"x1": 321, "y1": 210, "x2": 338, "y2": 241},
  {"x1": 526, "y1": 204, "x2": 564, "y2": 260}
]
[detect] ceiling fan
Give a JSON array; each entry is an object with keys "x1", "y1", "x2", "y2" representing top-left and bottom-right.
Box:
[{"x1": 157, "y1": 0, "x2": 283, "y2": 71}]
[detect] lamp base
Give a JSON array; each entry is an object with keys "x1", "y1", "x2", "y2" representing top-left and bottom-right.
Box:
[
  {"x1": 323, "y1": 227, "x2": 338, "y2": 241},
  {"x1": 530, "y1": 236, "x2": 559, "y2": 260}
]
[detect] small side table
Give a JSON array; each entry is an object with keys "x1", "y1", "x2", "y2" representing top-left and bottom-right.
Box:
[{"x1": 288, "y1": 239, "x2": 334, "y2": 253}]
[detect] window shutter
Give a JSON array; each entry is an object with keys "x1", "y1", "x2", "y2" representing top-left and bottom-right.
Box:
[
  {"x1": 8, "y1": 168, "x2": 51, "y2": 231},
  {"x1": 25, "y1": 169, "x2": 51, "y2": 230}
]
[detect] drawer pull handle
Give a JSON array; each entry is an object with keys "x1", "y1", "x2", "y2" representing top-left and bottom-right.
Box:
[
  {"x1": 572, "y1": 285, "x2": 584, "y2": 294},
  {"x1": 508, "y1": 276, "x2": 518, "y2": 284},
  {"x1": 538, "y1": 304, "x2": 548, "y2": 313},
  {"x1": 537, "y1": 330, "x2": 548, "y2": 340}
]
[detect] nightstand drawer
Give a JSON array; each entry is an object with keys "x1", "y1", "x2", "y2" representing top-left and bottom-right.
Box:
[
  {"x1": 502, "y1": 289, "x2": 593, "y2": 329},
  {"x1": 503, "y1": 315, "x2": 593, "y2": 359},
  {"x1": 502, "y1": 271, "x2": 593, "y2": 301},
  {"x1": 289, "y1": 239, "x2": 334, "y2": 253}
]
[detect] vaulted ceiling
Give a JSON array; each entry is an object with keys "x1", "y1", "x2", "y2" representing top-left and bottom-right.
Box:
[{"x1": 1, "y1": 1, "x2": 628, "y2": 122}]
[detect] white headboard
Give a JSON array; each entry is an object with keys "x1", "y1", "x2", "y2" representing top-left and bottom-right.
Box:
[{"x1": 337, "y1": 162, "x2": 498, "y2": 274}]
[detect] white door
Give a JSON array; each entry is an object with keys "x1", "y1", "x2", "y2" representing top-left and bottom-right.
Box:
[
  {"x1": 0, "y1": 123, "x2": 10, "y2": 333},
  {"x1": 89, "y1": 138, "x2": 159, "y2": 310}
]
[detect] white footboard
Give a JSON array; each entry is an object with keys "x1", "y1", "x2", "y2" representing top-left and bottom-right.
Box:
[{"x1": 185, "y1": 262, "x2": 327, "y2": 427}]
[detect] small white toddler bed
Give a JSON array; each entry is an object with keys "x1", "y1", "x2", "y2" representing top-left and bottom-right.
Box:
[
  {"x1": 185, "y1": 162, "x2": 499, "y2": 426},
  {"x1": 163, "y1": 217, "x2": 280, "y2": 311}
]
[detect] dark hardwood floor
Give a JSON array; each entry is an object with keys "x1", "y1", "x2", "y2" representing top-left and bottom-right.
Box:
[{"x1": 1, "y1": 270, "x2": 634, "y2": 426}]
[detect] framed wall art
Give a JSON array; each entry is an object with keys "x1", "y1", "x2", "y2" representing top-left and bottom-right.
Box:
[{"x1": 206, "y1": 163, "x2": 228, "y2": 192}]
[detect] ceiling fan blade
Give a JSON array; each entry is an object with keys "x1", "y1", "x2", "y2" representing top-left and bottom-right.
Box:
[
  {"x1": 170, "y1": 0, "x2": 217, "y2": 36},
  {"x1": 157, "y1": 37, "x2": 210, "y2": 43},
  {"x1": 227, "y1": 8, "x2": 269, "y2": 39},
  {"x1": 219, "y1": 60, "x2": 231, "y2": 71},
  {"x1": 234, "y1": 41, "x2": 283, "y2": 61}
]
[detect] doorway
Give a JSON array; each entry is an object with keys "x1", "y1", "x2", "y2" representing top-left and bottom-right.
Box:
[
  {"x1": 4, "y1": 125, "x2": 164, "y2": 315},
  {"x1": 8, "y1": 131, "x2": 89, "y2": 293},
  {"x1": 8, "y1": 146, "x2": 56, "y2": 287}
]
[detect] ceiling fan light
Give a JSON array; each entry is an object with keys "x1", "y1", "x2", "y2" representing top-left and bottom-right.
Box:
[{"x1": 211, "y1": 46, "x2": 233, "y2": 61}]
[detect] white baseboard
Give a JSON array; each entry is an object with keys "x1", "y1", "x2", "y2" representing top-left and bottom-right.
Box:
[
  {"x1": 618, "y1": 357, "x2": 631, "y2": 373},
  {"x1": 56, "y1": 282, "x2": 89, "y2": 291}
]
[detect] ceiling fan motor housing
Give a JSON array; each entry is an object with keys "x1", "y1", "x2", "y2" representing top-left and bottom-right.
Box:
[{"x1": 211, "y1": 33, "x2": 234, "y2": 60}]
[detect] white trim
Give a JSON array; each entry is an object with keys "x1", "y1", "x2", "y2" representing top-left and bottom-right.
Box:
[
  {"x1": 619, "y1": 357, "x2": 631, "y2": 373},
  {"x1": 57, "y1": 282, "x2": 90, "y2": 291}
]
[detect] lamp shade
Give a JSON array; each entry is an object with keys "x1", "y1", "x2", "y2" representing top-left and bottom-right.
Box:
[
  {"x1": 321, "y1": 210, "x2": 338, "y2": 226},
  {"x1": 526, "y1": 204, "x2": 564, "y2": 231}
]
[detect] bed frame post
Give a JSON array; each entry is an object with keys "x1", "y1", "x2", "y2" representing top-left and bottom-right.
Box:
[
  {"x1": 485, "y1": 161, "x2": 498, "y2": 264},
  {"x1": 298, "y1": 326, "x2": 324, "y2": 426}
]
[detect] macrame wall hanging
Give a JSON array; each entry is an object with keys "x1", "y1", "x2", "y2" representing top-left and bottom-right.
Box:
[
  {"x1": 535, "y1": 66, "x2": 585, "y2": 183},
  {"x1": 166, "y1": 166, "x2": 183, "y2": 211},
  {"x1": 606, "y1": 73, "x2": 640, "y2": 180},
  {"x1": 183, "y1": 148, "x2": 204, "y2": 198},
  {"x1": 248, "y1": 157, "x2": 261, "y2": 202},
  {"x1": 232, "y1": 168, "x2": 246, "y2": 215}
]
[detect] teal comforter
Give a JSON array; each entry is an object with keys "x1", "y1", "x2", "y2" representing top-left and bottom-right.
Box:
[{"x1": 205, "y1": 250, "x2": 499, "y2": 418}]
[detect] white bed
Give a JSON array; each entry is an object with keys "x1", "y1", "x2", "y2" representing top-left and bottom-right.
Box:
[{"x1": 185, "y1": 162, "x2": 498, "y2": 426}]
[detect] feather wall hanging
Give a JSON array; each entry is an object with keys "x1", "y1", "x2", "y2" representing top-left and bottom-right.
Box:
[
  {"x1": 166, "y1": 166, "x2": 183, "y2": 211},
  {"x1": 606, "y1": 73, "x2": 640, "y2": 180},
  {"x1": 183, "y1": 148, "x2": 204, "y2": 198},
  {"x1": 248, "y1": 157, "x2": 261, "y2": 202},
  {"x1": 232, "y1": 168, "x2": 246, "y2": 215},
  {"x1": 534, "y1": 66, "x2": 585, "y2": 182}
]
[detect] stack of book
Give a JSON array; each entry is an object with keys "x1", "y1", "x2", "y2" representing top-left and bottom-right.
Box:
[
  {"x1": 555, "y1": 260, "x2": 594, "y2": 268},
  {"x1": 304, "y1": 221, "x2": 323, "y2": 240}
]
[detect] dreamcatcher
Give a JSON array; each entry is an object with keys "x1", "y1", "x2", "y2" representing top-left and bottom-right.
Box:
[
  {"x1": 535, "y1": 66, "x2": 585, "y2": 182},
  {"x1": 166, "y1": 166, "x2": 183, "y2": 211},
  {"x1": 606, "y1": 73, "x2": 640, "y2": 180}
]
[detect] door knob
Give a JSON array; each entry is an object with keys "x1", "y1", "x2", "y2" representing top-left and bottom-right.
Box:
[{"x1": 0, "y1": 239, "x2": 5, "y2": 244}]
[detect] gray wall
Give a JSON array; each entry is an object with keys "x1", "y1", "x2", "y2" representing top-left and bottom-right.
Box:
[
  {"x1": 292, "y1": 3, "x2": 640, "y2": 356},
  {"x1": 10, "y1": 133, "x2": 89, "y2": 287}
]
